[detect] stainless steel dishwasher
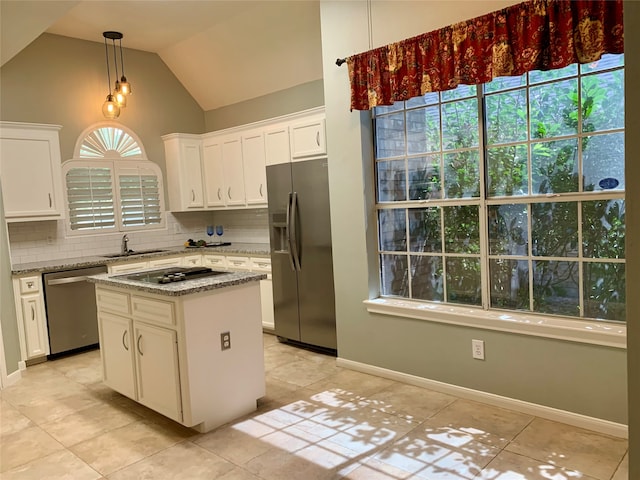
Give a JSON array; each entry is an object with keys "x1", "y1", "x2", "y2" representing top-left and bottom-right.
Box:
[{"x1": 43, "y1": 265, "x2": 107, "y2": 356}]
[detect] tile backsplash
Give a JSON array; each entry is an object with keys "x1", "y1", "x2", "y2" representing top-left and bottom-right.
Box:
[{"x1": 8, "y1": 209, "x2": 269, "y2": 265}]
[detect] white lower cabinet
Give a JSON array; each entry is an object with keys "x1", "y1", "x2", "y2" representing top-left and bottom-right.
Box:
[
  {"x1": 99, "y1": 311, "x2": 136, "y2": 399},
  {"x1": 259, "y1": 278, "x2": 274, "y2": 331},
  {"x1": 21, "y1": 296, "x2": 48, "y2": 358},
  {"x1": 96, "y1": 282, "x2": 265, "y2": 433},
  {"x1": 250, "y1": 257, "x2": 274, "y2": 331},
  {"x1": 134, "y1": 321, "x2": 182, "y2": 422},
  {"x1": 12, "y1": 274, "x2": 49, "y2": 361}
]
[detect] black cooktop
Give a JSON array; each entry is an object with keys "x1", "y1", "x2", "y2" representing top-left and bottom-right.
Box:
[{"x1": 119, "y1": 266, "x2": 227, "y2": 284}]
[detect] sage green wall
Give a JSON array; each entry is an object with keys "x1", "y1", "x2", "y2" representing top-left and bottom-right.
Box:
[
  {"x1": 319, "y1": 0, "x2": 628, "y2": 423},
  {"x1": 0, "y1": 33, "x2": 205, "y2": 187},
  {"x1": 624, "y1": 1, "x2": 639, "y2": 475},
  {"x1": 0, "y1": 181, "x2": 20, "y2": 376},
  {"x1": 204, "y1": 79, "x2": 324, "y2": 131}
]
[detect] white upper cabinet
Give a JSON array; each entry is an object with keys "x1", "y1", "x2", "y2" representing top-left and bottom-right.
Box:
[
  {"x1": 242, "y1": 129, "x2": 267, "y2": 205},
  {"x1": 0, "y1": 122, "x2": 65, "y2": 221},
  {"x1": 221, "y1": 135, "x2": 245, "y2": 206},
  {"x1": 264, "y1": 124, "x2": 290, "y2": 166},
  {"x1": 202, "y1": 138, "x2": 226, "y2": 208},
  {"x1": 163, "y1": 134, "x2": 204, "y2": 211},
  {"x1": 289, "y1": 115, "x2": 326, "y2": 160},
  {"x1": 162, "y1": 107, "x2": 325, "y2": 212}
]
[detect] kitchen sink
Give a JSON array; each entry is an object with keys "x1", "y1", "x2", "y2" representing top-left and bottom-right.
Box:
[{"x1": 101, "y1": 249, "x2": 168, "y2": 258}]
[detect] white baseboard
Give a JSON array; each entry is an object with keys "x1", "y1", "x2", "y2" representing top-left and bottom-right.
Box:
[
  {"x1": 3, "y1": 368, "x2": 22, "y2": 387},
  {"x1": 336, "y1": 357, "x2": 628, "y2": 439}
]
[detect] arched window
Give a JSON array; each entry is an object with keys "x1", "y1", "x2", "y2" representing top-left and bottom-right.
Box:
[{"x1": 62, "y1": 124, "x2": 164, "y2": 233}]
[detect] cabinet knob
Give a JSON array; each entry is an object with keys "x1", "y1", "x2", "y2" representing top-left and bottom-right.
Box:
[
  {"x1": 217, "y1": 188, "x2": 222, "y2": 200},
  {"x1": 26, "y1": 281, "x2": 34, "y2": 288},
  {"x1": 137, "y1": 334, "x2": 143, "y2": 355},
  {"x1": 48, "y1": 193, "x2": 52, "y2": 208},
  {"x1": 31, "y1": 305, "x2": 35, "y2": 320},
  {"x1": 259, "y1": 184, "x2": 263, "y2": 197},
  {"x1": 191, "y1": 189, "x2": 195, "y2": 202},
  {"x1": 316, "y1": 131, "x2": 320, "y2": 146},
  {"x1": 228, "y1": 187, "x2": 232, "y2": 199},
  {"x1": 122, "y1": 330, "x2": 129, "y2": 351}
]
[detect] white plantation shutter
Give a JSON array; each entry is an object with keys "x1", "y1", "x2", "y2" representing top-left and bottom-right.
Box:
[
  {"x1": 64, "y1": 125, "x2": 164, "y2": 234},
  {"x1": 116, "y1": 165, "x2": 162, "y2": 228},
  {"x1": 65, "y1": 166, "x2": 116, "y2": 231}
]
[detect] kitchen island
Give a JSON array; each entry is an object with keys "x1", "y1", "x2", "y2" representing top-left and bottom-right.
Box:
[{"x1": 88, "y1": 267, "x2": 267, "y2": 433}]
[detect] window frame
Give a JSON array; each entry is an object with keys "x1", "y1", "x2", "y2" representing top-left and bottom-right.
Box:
[
  {"x1": 370, "y1": 56, "x2": 626, "y2": 347},
  {"x1": 62, "y1": 123, "x2": 165, "y2": 236}
]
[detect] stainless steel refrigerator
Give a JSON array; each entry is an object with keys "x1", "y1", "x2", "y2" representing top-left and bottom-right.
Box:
[{"x1": 267, "y1": 158, "x2": 336, "y2": 351}]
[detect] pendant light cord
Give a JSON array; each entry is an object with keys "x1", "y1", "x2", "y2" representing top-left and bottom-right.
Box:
[
  {"x1": 119, "y1": 38, "x2": 126, "y2": 77},
  {"x1": 104, "y1": 37, "x2": 112, "y2": 94},
  {"x1": 112, "y1": 39, "x2": 120, "y2": 82}
]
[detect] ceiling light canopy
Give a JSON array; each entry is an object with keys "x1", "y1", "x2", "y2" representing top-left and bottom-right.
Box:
[{"x1": 102, "y1": 31, "x2": 132, "y2": 119}]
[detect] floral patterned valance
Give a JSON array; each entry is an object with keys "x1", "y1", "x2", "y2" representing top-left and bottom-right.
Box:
[{"x1": 345, "y1": 0, "x2": 624, "y2": 111}]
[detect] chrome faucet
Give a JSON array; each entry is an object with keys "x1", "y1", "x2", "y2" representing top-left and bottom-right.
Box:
[{"x1": 121, "y1": 234, "x2": 129, "y2": 255}]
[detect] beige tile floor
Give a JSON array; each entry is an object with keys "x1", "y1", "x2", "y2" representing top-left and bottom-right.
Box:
[{"x1": 0, "y1": 333, "x2": 629, "y2": 479}]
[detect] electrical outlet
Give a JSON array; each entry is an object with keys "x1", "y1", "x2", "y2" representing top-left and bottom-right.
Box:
[
  {"x1": 472, "y1": 339, "x2": 485, "y2": 360},
  {"x1": 220, "y1": 331, "x2": 231, "y2": 351},
  {"x1": 46, "y1": 235, "x2": 54, "y2": 245},
  {"x1": 173, "y1": 223, "x2": 181, "y2": 234}
]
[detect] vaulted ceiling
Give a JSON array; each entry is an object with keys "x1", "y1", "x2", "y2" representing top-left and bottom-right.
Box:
[{"x1": 0, "y1": 0, "x2": 324, "y2": 111}]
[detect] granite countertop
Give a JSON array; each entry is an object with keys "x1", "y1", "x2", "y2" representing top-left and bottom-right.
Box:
[
  {"x1": 87, "y1": 270, "x2": 267, "y2": 297},
  {"x1": 11, "y1": 242, "x2": 270, "y2": 275}
]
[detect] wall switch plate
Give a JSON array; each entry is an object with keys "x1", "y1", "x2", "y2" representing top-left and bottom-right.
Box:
[
  {"x1": 220, "y1": 331, "x2": 231, "y2": 351},
  {"x1": 173, "y1": 223, "x2": 181, "y2": 234},
  {"x1": 472, "y1": 339, "x2": 485, "y2": 360}
]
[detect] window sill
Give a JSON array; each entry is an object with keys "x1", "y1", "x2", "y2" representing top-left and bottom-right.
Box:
[{"x1": 363, "y1": 298, "x2": 626, "y2": 349}]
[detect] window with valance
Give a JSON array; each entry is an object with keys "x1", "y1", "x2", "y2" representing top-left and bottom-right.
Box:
[{"x1": 363, "y1": 0, "x2": 626, "y2": 327}]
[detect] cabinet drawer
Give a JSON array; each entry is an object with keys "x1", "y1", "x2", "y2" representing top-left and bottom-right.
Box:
[
  {"x1": 226, "y1": 256, "x2": 250, "y2": 270},
  {"x1": 250, "y1": 257, "x2": 271, "y2": 273},
  {"x1": 109, "y1": 261, "x2": 149, "y2": 274},
  {"x1": 149, "y1": 256, "x2": 183, "y2": 268},
  {"x1": 203, "y1": 254, "x2": 227, "y2": 269},
  {"x1": 96, "y1": 288, "x2": 130, "y2": 315},
  {"x1": 132, "y1": 296, "x2": 175, "y2": 327},
  {"x1": 19, "y1": 276, "x2": 40, "y2": 294},
  {"x1": 182, "y1": 254, "x2": 202, "y2": 267}
]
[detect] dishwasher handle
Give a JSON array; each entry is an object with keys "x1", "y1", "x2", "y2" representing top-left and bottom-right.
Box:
[{"x1": 46, "y1": 276, "x2": 92, "y2": 286}]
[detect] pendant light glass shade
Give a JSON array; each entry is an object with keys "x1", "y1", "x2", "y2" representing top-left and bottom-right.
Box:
[
  {"x1": 119, "y1": 76, "x2": 131, "y2": 96},
  {"x1": 114, "y1": 81, "x2": 127, "y2": 107},
  {"x1": 102, "y1": 94, "x2": 120, "y2": 119}
]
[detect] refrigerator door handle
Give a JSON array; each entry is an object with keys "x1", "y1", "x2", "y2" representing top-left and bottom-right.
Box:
[
  {"x1": 290, "y1": 191, "x2": 301, "y2": 271},
  {"x1": 286, "y1": 193, "x2": 296, "y2": 271}
]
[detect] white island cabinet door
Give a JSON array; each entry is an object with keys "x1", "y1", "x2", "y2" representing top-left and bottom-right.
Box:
[
  {"x1": 134, "y1": 322, "x2": 182, "y2": 423},
  {"x1": 99, "y1": 312, "x2": 136, "y2": 400}
]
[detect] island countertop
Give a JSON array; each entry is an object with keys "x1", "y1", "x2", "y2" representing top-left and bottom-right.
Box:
[{"x1": 87, "y1": 269, "x2": 267, "y2": 297}]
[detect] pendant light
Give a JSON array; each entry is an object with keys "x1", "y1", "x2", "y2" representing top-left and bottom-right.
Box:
[
  {"x1": 117, "y1": 38, "x2": 132, "y2": 97},
  {"x1": 102, "y1": 31, "x2": 121, "y2": 119},
  {"x1": 110, "y1": 35, "x2": 126, "y2": 108}
]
